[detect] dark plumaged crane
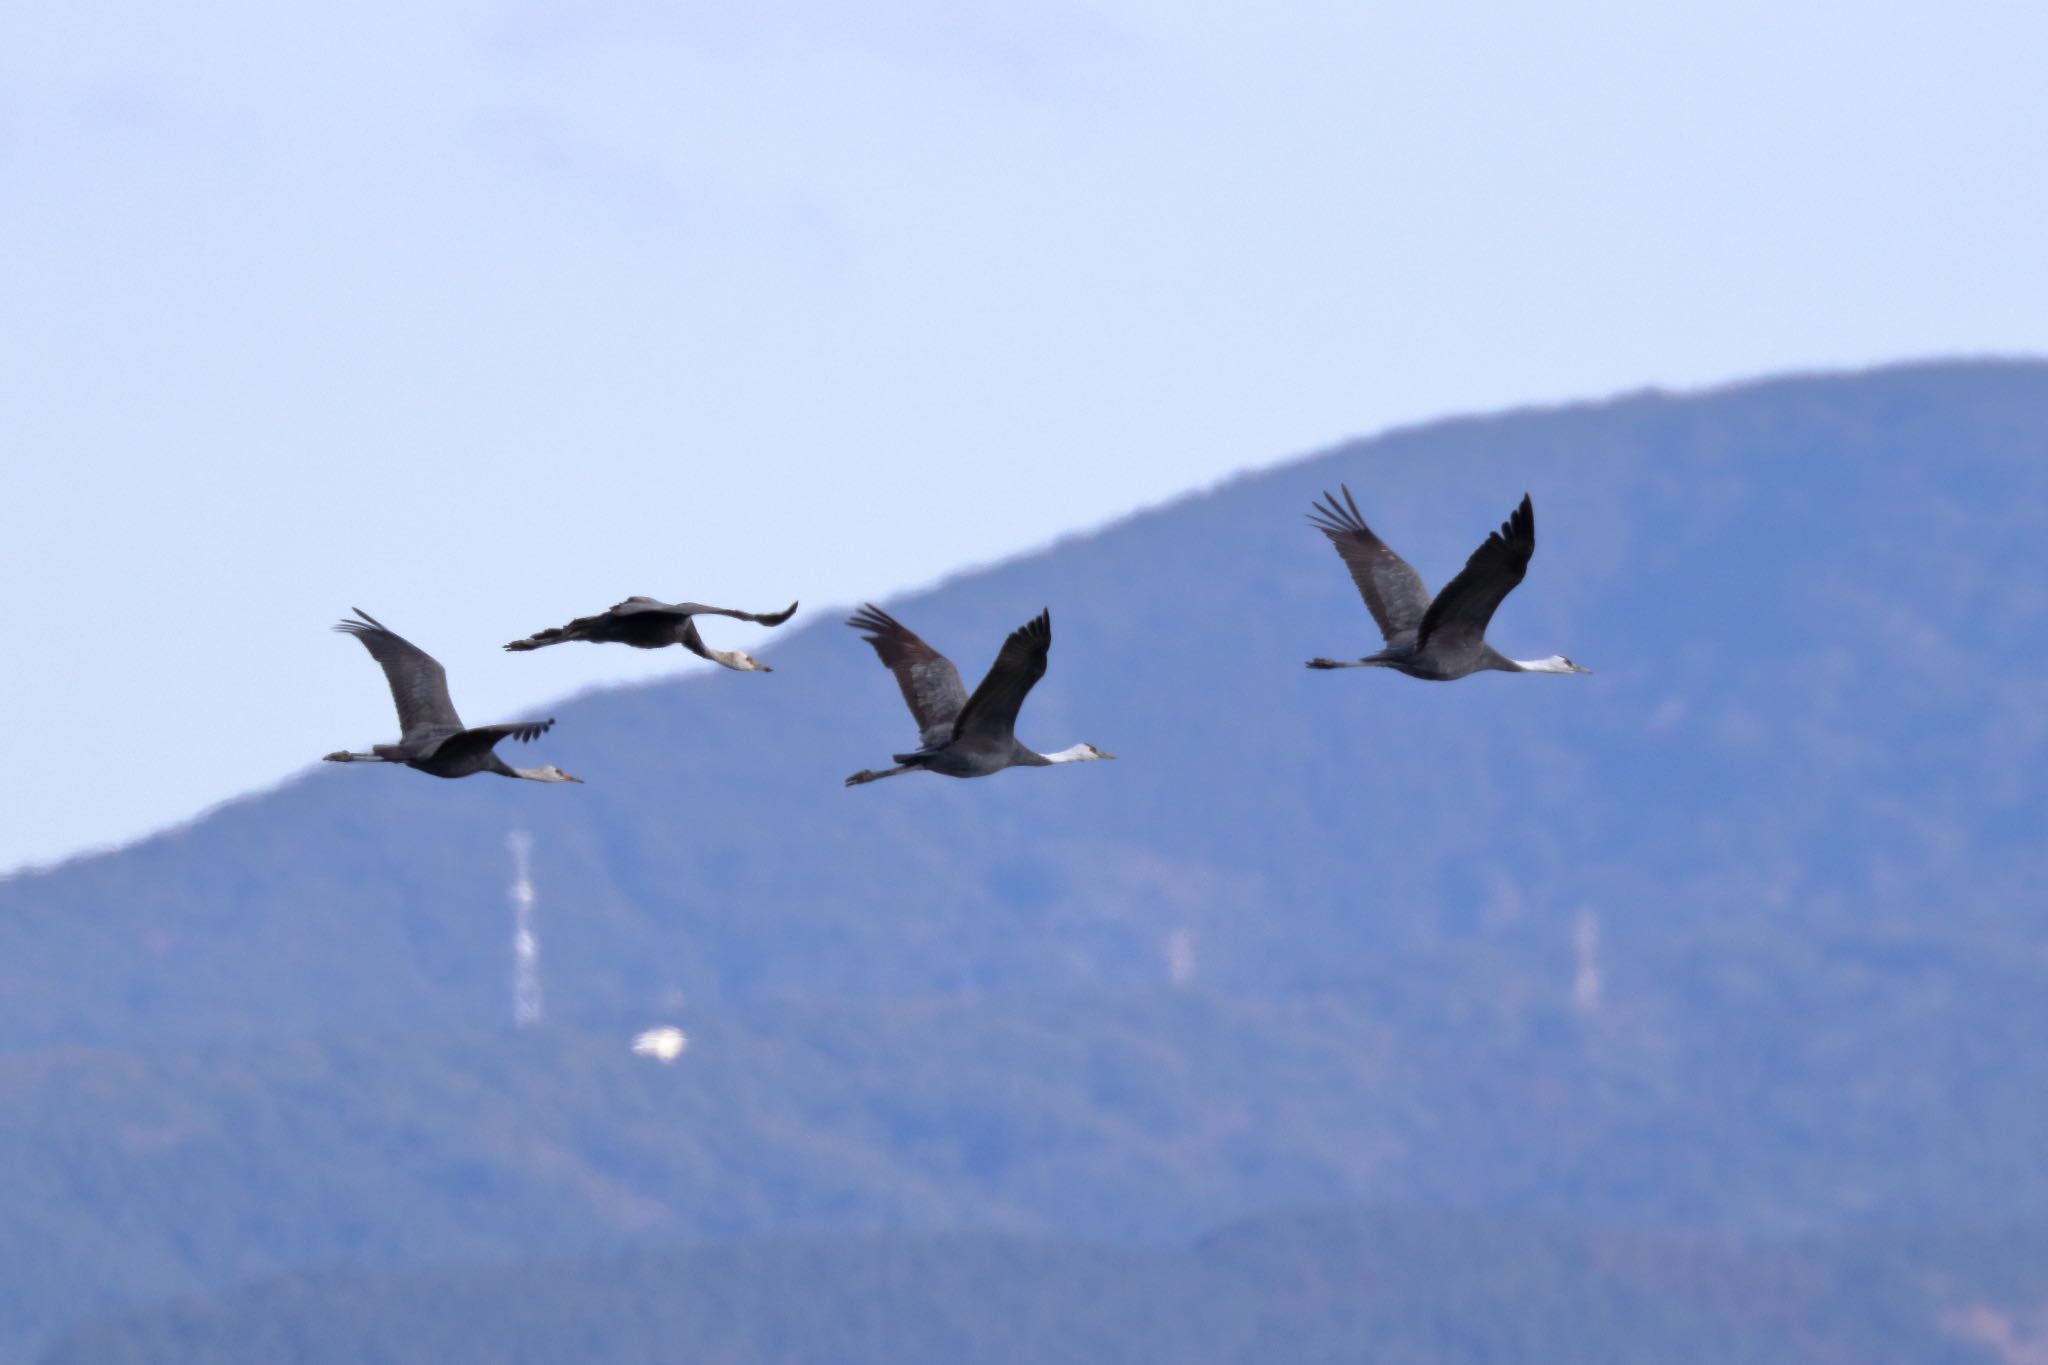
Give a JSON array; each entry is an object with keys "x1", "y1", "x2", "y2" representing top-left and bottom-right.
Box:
[
  {"x1": 325, "y1": 609, "x2": 583, "y2": 783},
  {"x1": 504, "y1": 597, "x2": 798, "y2": 671},
  {"x1": 1305, "y1": 485, "x2": 1589, "y2": 680},
  {"x1": 844, "y1": 604, "x2": 1114, "y2": 787}
]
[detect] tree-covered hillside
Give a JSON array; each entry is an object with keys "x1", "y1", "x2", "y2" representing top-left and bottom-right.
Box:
[
  {"x1": 3, "y1": 360, "x2": 2046, "y2": 1358},
  {"x1": 45, "y1": 1208, "x2": 2048, "y2": 1365}
]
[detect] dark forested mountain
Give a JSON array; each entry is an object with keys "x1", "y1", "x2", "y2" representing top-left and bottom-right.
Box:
[
  {"x1": 4, "y1": 360, "x2": 2047, "y2": 1359},
  {"x1": 45, "y1": 1209, "x2": 2048, "y2": 1365}
]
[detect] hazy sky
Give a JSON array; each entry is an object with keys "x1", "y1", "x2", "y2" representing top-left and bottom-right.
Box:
[{"x1": 3, "y1": 1, "x2": 2044, "y2": 873}]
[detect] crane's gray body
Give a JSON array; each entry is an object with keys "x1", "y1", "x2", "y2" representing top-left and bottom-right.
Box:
[
  {"x1": 326, "y1": 609, "x2": 574, "y2": 782},
  {"x1": 895, "y1": 736, "x2": 1051, "y2": 779},
  {"x1": 844, "y1": 605, "x2": 1108, "y2": 786},
  {"x1": 505, "y1": 597, "x2": 797, "y2": 669},
  {"x1": 1345, "y1": 639, "x2": 1521, "y2": 682},
  {"x1": 361, "y1": 723, "x2": 555, "y2": 780},
  {"x1": 1305, "y1": 487, "x2": 1585, "y2": 681}
]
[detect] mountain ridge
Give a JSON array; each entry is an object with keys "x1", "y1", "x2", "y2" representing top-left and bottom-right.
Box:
[
  {"x1": 5, "y1": 354, "x2": 2010, "y2": 883},
  {"x1": 7, "y1": 357, "x2": 2047, "y2": 1049}
]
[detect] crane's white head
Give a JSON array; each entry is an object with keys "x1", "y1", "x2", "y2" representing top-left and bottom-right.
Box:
[
  {"x1": 714, "y1": 649, "x2": 772, "y2": 673},
  {"x1": 1521, "y1": 655, "x2": 1591, "y2": 675},
  {"x1": 517, "y1": 765, "x2": 585, "y2": 783},
  {"x1": 1049, "y1": 742, "x2": 1116, "y2": 763}
]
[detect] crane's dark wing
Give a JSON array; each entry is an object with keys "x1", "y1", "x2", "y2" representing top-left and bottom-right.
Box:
[
  {"x1": 429, "y1": 719, "x2": 554, "y2": 764},
  {"x1": 1307, "y1": 485, "x2": 1432, "y2": 643},
  {"x1": 950, "y1": 610, "x2": 1051, "y2": 747},
  {"x1": 668, "y1": 600, "x2": 799, "y2": 626},
  {"x1": 847, "y1": 604, "x2": 968, "y2": 749},
  {"x1": 604, "y1": 597, "x2": 797, "y2": 625},
  {"x1": 335, "y1": 608, "x2": 463, "y2": 741},
  {"x1": 1415, "y1": 494, "x2": 1536, "y2": 654},
  {"x1": 512, "y1": 596, "x2": 797, "y2": 655}
]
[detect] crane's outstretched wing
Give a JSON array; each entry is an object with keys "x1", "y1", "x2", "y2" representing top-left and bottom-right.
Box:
[
  {"x1": 1415, "y1": 494, "x2": 1535, "y2": 654},
  {"x1": 950, "y1": 609, "x2": 1051, "y2": 747},
  {"x1": 428, "y1": 719, "x2": 555, "y2": 765},
  {"x1": 847, "y1": 604, "x2": 968, "y2": 749},
  {"x1": 600, "y1": 596, "x2": 798, "y2": 624},
  {"x1": 604, "y1": 596, "x2": 673, "y2": 615},
  {"x1": 335, "y1": 608, "x2": 463, "y2": 741},
  {"x1": 666, "y1": 599, "x2": 798, "y2": 626},
  {"x1": 508, "y1": 597, "x2": 796, "y2": 654},
  {"x1": 507, "y1": 596, "x2": 799, "y2": 654},
  {"x1": 1307, "y1": 485, "x2": 1433, "y2": 643}
]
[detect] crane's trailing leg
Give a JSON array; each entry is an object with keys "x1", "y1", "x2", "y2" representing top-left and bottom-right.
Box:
[
  {"x1": 322, "y1": 750, "x2": 389, "y2": 762},
  {"x1": 503, "y1": 626, "x2": 573, "y2": 652},
  {"x1": 845, "y1": 764, "x2": 915, "y2": 787},
  {"x1": 1305, "y1": 657, "x2": 1378, "y2": 669}
]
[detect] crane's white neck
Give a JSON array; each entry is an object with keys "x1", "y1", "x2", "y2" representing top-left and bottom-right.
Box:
[
  {"x1": 513, "y1": 765, "x2": 583, "y2": 783},
  {"x1": 1513, "y1": 655, "x2": 1588, "y2": 674},
  {"x1": 1042, "y1": 743, "x2": 1114, "y2": 764}
]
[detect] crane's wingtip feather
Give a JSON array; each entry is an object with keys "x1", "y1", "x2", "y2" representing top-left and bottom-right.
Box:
[
  {"x1": 1306, "y1": 487, "x2": 1369, "y2": 536},
  {"x1": 847, "y1": 602, "x2": 899, "y2": 633}
]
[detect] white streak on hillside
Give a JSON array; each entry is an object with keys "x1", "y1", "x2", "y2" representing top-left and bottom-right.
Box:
[
  {"x1": 508, "y1": 830, "x2": 543, "y2": 1029},
  {"x1": 1166, "y1": 927, "x2": 1197, "y2": 987},
  {"x1": 1573, "y1": 908, "x2": 1603, "y2": 1015}
]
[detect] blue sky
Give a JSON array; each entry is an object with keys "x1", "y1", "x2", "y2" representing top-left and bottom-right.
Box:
[{"x1": 3, "y1": 0, "x2": 2044, "y2": 873}]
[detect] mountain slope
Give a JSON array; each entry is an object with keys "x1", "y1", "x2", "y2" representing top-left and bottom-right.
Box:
[{"x1": 3, "y1": 360, "x2": 2047, "y2": 1356}]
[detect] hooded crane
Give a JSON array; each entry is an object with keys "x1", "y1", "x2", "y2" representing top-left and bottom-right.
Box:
[
  {"x1": 844, "y1": 604, "x2": 1114, "y2": 787},
  {"x1": 503, "y1": 597, "x2": 797, "y2": 671},
  {"x1": 1305, "y1": 486, "x2": 1589, "y2": 680},
  {"x1": 325, "y1": 609, "x2": 583, "y2": 782}
]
